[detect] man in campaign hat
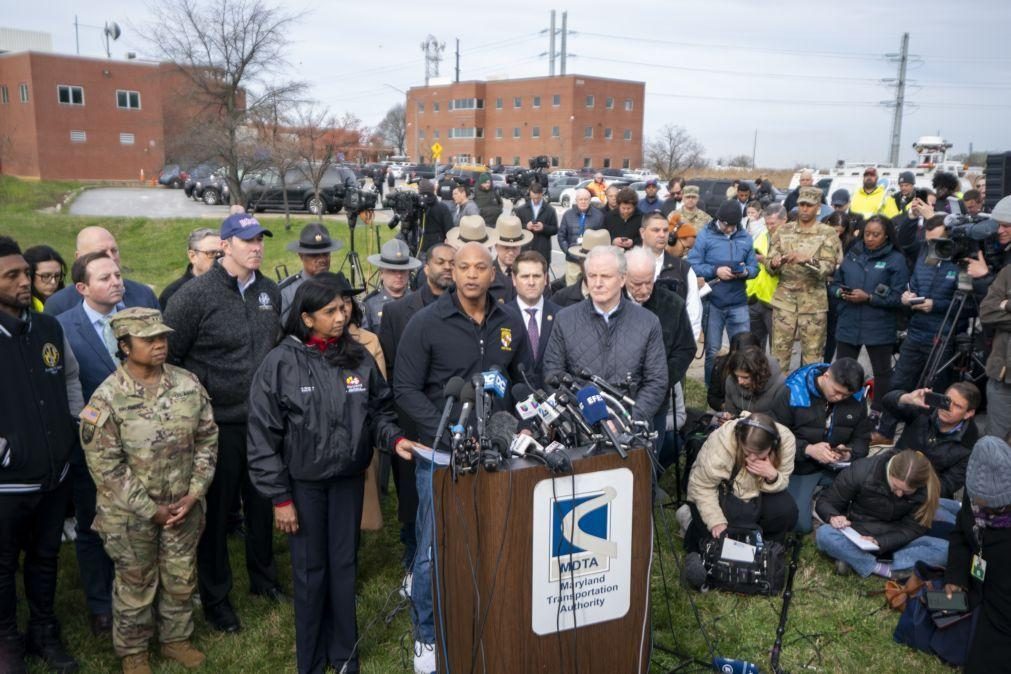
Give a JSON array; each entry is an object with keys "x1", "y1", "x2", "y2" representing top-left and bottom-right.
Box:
[
  {"x1": 446, "y1": 214, "x2": 500, "y2": 250},
  {"x1": 362, "y1": 239, "x2": 422, "y2": 331},
  {"x1": 279, "y1": 222, "x2": 344, "y2": 323},
  {"x1": 553, "y1": 228, "x2": 613, "y2": 308},
  {"x1": 489, "y1": 214, "x2": 533, "y2": 304}
]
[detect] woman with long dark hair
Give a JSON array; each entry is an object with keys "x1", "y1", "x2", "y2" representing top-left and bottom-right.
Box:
[
  {"x1": 246, "y1": 272, "x2": 419, "y2": 674},
  {"x1": 23, "y1": 245, "x2": 67, "y2": 311}
]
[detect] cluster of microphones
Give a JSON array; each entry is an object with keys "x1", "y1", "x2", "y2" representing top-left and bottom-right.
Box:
[{"x1": 432, "y1": 366, "x2": 655, "y2": 476}]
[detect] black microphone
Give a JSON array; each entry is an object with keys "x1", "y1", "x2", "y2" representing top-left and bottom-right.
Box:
[
  {"x1": 487, "y1": 411, "x2": 519, "y2": 461},
  {"x1": 472, "y1": 373, "x2": 487, "y2": 450},
  {"x1": 577, "y1": 368, "x2": 637, "y2": 408},
  {"x1": 432, "y1": 376, "x2": 466, "y2": 451},
  {"x1": 451, "y1": 383, "x2": 476, "y2": 449}
]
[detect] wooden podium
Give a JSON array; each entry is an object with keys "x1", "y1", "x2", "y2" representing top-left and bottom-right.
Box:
[{"x1": 431, "y1": 447, "x2": 653, "y2": 674}]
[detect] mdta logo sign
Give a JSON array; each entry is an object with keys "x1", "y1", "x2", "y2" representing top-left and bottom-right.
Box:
[
  {"x1": 531, "y1": 467, "x2": 634, "y2": 634},
  {"x1": 549, "y1": 487, "x2": 618, "y2": 582}
]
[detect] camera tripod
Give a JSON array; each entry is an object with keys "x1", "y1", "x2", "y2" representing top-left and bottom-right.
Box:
[
  {"x1": 338, "y1": 209, "x2": 382, "y2": 294},
  {"x1": 918, "y1": 272, "x2": 987, "y2": 390}
]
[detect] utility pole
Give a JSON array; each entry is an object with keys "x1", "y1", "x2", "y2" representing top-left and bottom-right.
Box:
[
  {"x1": 887, "y1": 33, "x2": 909, "y2": 167},
  {"x1": 752, "y1": 129, "x2": 758, "y2": 169},
  {"x1": 549, "y1": 10, "x2": 556, "y2": 76},
  {"x1": 455, "y1": 38, "x2": 460, "y2": 83},
  {"x1": 560, "y1": 11, "x2": 568, "y2": 75},
  {"x1": 74, "y1": 16, "x2": 80, "y2": 54}
]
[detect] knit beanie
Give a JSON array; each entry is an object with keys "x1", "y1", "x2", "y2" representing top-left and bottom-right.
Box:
[{"x1": 966, "y1": 436, "x2": 1011, "y2": 508}]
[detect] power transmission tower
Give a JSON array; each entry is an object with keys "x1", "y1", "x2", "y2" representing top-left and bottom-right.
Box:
[
  {"x1": 560, "y1": 11, "x2": 568, "y2": 75},
  {"x1": 420, "y1": 35, "x2": 446, "y2": 85},
  {"x1": 885, "y1": 33, "x2": 910, "y2": 166},
  {"x1": 549, "y1": 10, "x2": 556, "y2": 76}
]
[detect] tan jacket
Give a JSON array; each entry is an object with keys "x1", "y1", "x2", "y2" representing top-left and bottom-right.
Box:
[{"x1": 687, "y1": 418, "x2": 796, "y2": 531}]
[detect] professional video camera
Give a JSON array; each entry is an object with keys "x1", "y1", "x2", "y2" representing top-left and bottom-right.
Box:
[
  {"x1": 925, "y1": 214, "x2": 999, "y2": 266},
  {"x1": 382, "y1": 189, "x2": 437, "y2": 255},
  {"x1": 502, "y1": 155, "x2": 551, "y2": 200},
  {"x1": 341, "y1": 186, "x2": 378, "y2": 223}
]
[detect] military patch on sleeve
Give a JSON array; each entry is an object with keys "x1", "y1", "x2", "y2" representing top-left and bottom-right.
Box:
[
  {"x1": 80, "y1": 405, "x2": 101, "y2": 425},
  {"x1": 79, "y1": 405, "x2": 109, "y2": 445}
]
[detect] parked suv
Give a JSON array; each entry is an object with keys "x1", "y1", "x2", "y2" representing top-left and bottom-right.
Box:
[
  {"x1": 243, "y1": 166, "x2": 357, "y2": 215},
  {"x1": 158, "y1": 164, "x2": 185, "y2": 189},
  {"x1": 685, "y1": 178, "x2": 737, "y2": 217}
]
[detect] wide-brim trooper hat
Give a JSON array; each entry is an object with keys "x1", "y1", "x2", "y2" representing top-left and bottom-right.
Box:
[
  {"x1": 367, "y1": 238, "x2": 422, "y2": 270},
  {"x1": 494, "y1": 214, "x2": 534, "y2": 248},
  {"x1": 446, "y1": 214, "x2": 500, "y2": 249},
  {"x1": 567, "y1": 228, "x2": 612, "y2": 259}
]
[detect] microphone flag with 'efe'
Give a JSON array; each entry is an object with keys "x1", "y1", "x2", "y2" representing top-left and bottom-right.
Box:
[{"x1": 576, "y1": 385, "x2": 628, "y2": 458}]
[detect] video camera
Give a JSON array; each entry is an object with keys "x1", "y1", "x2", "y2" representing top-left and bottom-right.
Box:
[
  {"x1": 502, "y1": 155, "x2": 550, "y2": 200},
  {"x1": 925, "y1": 214, "x2": 999, "y2": 266}
]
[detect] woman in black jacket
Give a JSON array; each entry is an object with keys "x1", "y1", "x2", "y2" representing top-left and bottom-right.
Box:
[
  {"x1": 945, "y1": 435, "x2": 1011, "y2": 673},
  {"x1": 247, "y1": 274, "x2": 419, "y2": 674},
  {"x1": 708, "y1": 331, "x2": 762, "y2": 413},
  {"x1": 814, "y1": 449, "x2": 946, "y2": 578}
]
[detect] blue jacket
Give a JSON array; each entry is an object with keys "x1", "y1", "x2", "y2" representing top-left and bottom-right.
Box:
[
  {"x1": 57, "y1": 303, "x2": 117, "y2": 403},
  {"x1": 906, "y1": 252, "x2": 962, "y2": 344},
  {"x1": 44, "y1": 278, "x2": 158, "y2": 317},
  {"x1": 637, "y1": 196, "x2": 663, "y2": 215},
  {"x1": 687, "y1": 220, "x2": 758, "y2": 309},
  {"x1": 829, "y1": 241, "x2": 909, "y2": 346}
]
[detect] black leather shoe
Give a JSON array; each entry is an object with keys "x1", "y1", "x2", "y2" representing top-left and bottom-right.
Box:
[
  {"x1": 89, "y1": 612, "x2": 113, "y2": 636},
  {"x1": 25, "y1": 624, "x2": 78, "y2": 673},
  {"x1": 205, "y1": 601, "x2": 241, "y2": 633},
  {"x1": 0, "y1": 634, "x2": 27, "y2": 674},
  {"x1": 252, "y1": 586, "x2": 289, "y2": 603}
]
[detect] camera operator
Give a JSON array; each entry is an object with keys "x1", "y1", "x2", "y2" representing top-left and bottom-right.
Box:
[
  {"x1": 874, "y1": 215, "x2": 991, "y2": 444},
  {"x1": 472, "y1": 173, "x2": 502, "y2": 226},
  {"x1": 981, "y1": 255, "x2": 1011, "y2": 440},
  {"x1": 985, "y1": 196, "x2": 1011, "y2": 270},
  {"x1": 414, "y1": 180, "x2": 453, "y2": 258}
]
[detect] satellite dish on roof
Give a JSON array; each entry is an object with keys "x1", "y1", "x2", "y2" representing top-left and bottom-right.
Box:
[{"x1": 103, "y1": 21, "x2": 121, "y2": 58}]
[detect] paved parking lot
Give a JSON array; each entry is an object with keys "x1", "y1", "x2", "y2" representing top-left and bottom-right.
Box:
[{"x1": 69, "y1": 187, "x2": 232, "y2": 218}]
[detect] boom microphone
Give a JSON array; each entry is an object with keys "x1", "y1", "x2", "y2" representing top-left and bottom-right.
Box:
[{"x1": 576, "y1": 385, "x2": 628, "y2": 459}]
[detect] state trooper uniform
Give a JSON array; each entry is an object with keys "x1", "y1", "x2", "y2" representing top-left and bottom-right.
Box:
[
  {"x1": 767, "y1": 186, "x2": 841, "y2": 369},
  {"x1": 80, "y1": 308, "x2": 217, "y2": 671},
  {"x1": 362, "y1": 239, "x2": 422, "y2": 332},
  {"x1": 279, "y1": 223, "x2": 344, "y2": 323}
]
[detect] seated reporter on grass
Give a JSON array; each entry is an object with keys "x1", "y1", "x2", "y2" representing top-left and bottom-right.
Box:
[
  {"x1": 814, "y1": 449, "x2": 946, "y2": 579},
  {"x1": 684, "y1": 413, "x2": 797, "y2": 557}
]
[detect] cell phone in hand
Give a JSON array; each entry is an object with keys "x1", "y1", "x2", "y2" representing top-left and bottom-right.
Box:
[
  {"x1": 924, "y1": 392, "x2": 952, "y2": 410},
  {"x1": 926, "y1": 590, "x2": 968, "y2": 613},
  {"x1": 839, "y1": 285, "x2": 853, "y2": 293},
  {"x1": 909, "y1": 297, "x2": 927, "y2": 306}
]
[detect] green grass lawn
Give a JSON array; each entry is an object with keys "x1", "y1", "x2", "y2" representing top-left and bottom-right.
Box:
[{"x1": 3, "y1": 177, "x2": 950, "y2": 673}]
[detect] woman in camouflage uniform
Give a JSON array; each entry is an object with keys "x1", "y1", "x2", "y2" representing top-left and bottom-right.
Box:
[{"x1": 80, "y1": 307, "x2": 217, "y2": 674}]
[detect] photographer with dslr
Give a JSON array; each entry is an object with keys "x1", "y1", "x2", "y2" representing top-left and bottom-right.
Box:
[
  {"x1": 414, "y1": 180, "x2": 454, "y2": 258},
  {"x1": 829, "y1": 215, "x2": 908, "y2": 414},
  {"x1": 682, "y1": 414, "x2": 797, "y2": 578}
]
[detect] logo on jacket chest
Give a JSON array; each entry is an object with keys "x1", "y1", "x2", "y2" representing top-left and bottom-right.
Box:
[
  {"x1": 500, "y1": 327, "x2": 512, "y2": 351},
  {"x1": 41, "y1": 342, "x2": 61, "y2": 371},
  {"x1": 257, "y1": 292, "x2": 273, "y2": 310},
  {"x1": 345, "y1": 375, "x2": 365, "y2": 394}
]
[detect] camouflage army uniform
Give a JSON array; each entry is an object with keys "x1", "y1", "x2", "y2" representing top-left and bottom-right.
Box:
[
  {"x1": 679, "y1": 207, "x2": 711, "y2": 230},
  {"x1": 767, "y1": 187, "x2": 841, "y2": 370},
  {"x1": 81, "y1": 362, "x2": 217, "y2": 657}
]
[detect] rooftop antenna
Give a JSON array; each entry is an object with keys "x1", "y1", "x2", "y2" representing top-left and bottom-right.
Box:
[{"x1": 103, "y1": 21, "x2": 121, "y2": 58}]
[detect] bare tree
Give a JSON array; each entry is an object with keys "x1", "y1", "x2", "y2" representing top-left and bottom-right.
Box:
[
  {"x1": 644, "y1": 124, "x2": 706, "y2": 179},
  {"x1": 375, "y1": 103, "x2": 406, "y2": 155},
  {"x1": 144, "y1": 0, "x2": 306, "y2": 204},
  {"x1": 293, "y1": 102, "x2": 339, "y2": 212},
  {"x1": 252, "y1": 89, "x2": 303, "y2": 229}
]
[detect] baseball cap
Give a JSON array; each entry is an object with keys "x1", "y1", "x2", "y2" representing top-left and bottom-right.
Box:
[
  {"x1": 830, "y1": 189, "x2": 851, "y2": 206},
  {"x1": 220, "y1": 213, "x2": 272, "y2": 240},
  {"x1": 645, "y1": 178, "x2": 659, "y2": 188},
  {"x1": 863, "y1": 167, "x2": 878, "y2": 177}
]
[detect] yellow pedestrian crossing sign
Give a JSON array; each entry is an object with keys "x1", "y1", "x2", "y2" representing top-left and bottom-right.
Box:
[{"x1": 430, "y1": 142, "x2": 443, "y2": 160}]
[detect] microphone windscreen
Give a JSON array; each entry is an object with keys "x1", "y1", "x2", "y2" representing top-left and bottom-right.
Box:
[
  {"x1": 512, "y1": 383, "x2": 532, "y2": 402},
  {"x1": 487, "y1": 411, "x2": 519, "y2": 454},
  {"x1": 459, "y1": 382, "x2": 476, "y2": 404},
  {"x1": 444, "y1": 376, "x2": 466, "y2": 399},
  {"x1": 575, "y1": 385, "x2": 609, "y2": 425}
]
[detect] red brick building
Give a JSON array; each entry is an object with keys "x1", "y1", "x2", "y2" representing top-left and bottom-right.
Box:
[
  {"x1": 0, "y1": 51, "x2": 170, "y2": 181},
  {"x1": 405, "y1": 74, "x2": 645, "y2": 170}
]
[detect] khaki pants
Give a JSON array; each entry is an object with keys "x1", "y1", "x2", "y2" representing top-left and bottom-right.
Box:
[{"x1": 564, "y1": 261, "x2": 581, "y2": 286}]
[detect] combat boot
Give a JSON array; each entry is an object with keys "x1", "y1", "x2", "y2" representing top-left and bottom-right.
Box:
[
  {"x1": 161, "y1": 640, "x2": 205, "y2": 668},
  {"x1": 121, "y1": 652, "x2": 152, "y2": 674}
]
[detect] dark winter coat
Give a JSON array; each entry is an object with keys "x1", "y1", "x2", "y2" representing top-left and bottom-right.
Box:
[
  {"x1": 472, "y1": 186, "x2": 503, "y2": 227},
  {"x1": 558, "y1": 206, "x2": 605, "y2": 263},
  {"x1": 640, "y1": 285, "x2": 695, "y2": 407},
  {"x1": 247, "y1": 336, "x2": 402, "y2": 504},
  {"x1": 514, "y1": 199, "x2": 560, "y2": 262},
  {"x1": 723, "y1": 357, "x2": 786, "y2": 417},
  {"x1": 829, "y1": 241, "x2": 908, "y2": 346},
  {"x1": 906, "y1": 250, "x2": 982, "y2": 344},
  {"x1": 769, "y1": 363, "x2": 872, "y2": 475},
  {"x1": 603, "y1": 210, "x2": 643, "y2": 247},
  {"x1": 159, "y1": 266, "x2": 195, "y2": 311}
]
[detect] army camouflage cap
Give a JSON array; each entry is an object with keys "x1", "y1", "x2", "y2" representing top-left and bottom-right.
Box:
[
  {"x1": 110, "y1": 307, "x2": 174, "y2": 339},
  {"x1": 797, "y1": 186, "x2": 823, "y2": 205},
  {"x1": 682, "y1": 185, "x2": 700, "y2": 197}
]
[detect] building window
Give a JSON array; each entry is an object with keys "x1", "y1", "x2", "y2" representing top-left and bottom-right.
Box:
[
  {"x1": 119, "y1": 132, "x2": 135, "y2": 145},
  {"x1": 604, "y1": 128, "x2": 613, "y2": 140},
  {"x1": 513, "y1": 156, "x2": 520, "y2": 165},
  {"x1": 585, "y1": 95, "x2": 594, "y2": 108},
  {"x1": 551, "y1": 156, "x2": 559, "y2": 167},
  {"x1": 513, "y1": 96, "x2": 522, "y2": 108},
  {"x1": 622, "y1": 158, "x2": 630, "y2": 169},
  {"x1": 493, "y1": 156, "x2": 502, "y2": 165},
  {"x1": 448, "y1": 97, "x2": 484, "y2": 110},
  {"x1": 532, "y1": 96, "x2": 541, "y2": 108},
  {"x1": 417, "y1": 101, "x2": 425, "y2": 113},
  {"x1": 531, "y1": 127, "x2": 540, "y2": 139},
  {"x1": 19, "y1": 83, "x2": 29, "y2": 103},
  {"x1": 552, "y1": 94, "x2": 560, "y2": 107},
  {"x1": 602, "y1": 158, "x2": 611, "y2": 168},
  {"x1": 448, "y1": 127, "x2": 483, "y2": 138},
  {"x1": 70, "y1": 130, "x2": 86, "y2": 143},
  {"x1": 584, "y1": 127, "x2": 593, "y2": 139},
  {"x1": 583, "y1": 157, "x2": 592, "y2": 168},
  {"x1": 513, "y1": 127, "x2": 521, "y2": 139},
  {"x1": 624, "y1": 98, "x2": 634, "y2": 111},
  {"x1": 419, "y1": 130, "x2": 425, "y2": 139},
  {"x1": 0, "y1": 85, "x2": 8, "y2": 104},
  {"x1": 624, "y1": 129, "x2": 632, "y2": 140},
  {"x1": 433, "y1": 129, "x2": 439, "y2": 139},
  {"x1": 495, "y1": 128, "x2": 503, "y2": 139},
  {"x1": 551, "y1": 126, "x2": 559, "y2": 138},
  {"x1": 496, "y1": 97, "x2": 503, "y2": 109},
  {"x1": 116, "y1": 90, "x2": 141, "y2": 109},
  {"x1": 606, "y1": 96, "x2": 614, "y2": 109},
  {"x1": 433, "y1": 102, "x2": 440, "y2": 112},
  {"x1": 57, "y1": 85, "x2": 84, "y2": 106}
]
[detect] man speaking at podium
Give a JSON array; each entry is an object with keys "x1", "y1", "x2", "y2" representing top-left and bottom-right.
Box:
[
  {"x1": 542, "y1": 245, "x2": 669, "y2": 425},
  {"x1": 393, "y1": 241, "x2": 532, "y2": 674}
]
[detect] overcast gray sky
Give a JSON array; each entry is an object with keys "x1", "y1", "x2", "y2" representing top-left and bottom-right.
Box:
[{"x1": 5, "y1": 0, "x2": 1009, "y2": 168}]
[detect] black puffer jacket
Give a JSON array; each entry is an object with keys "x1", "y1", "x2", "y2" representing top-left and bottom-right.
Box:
[
  {"x1": 543, "y1": 296, "x2": 668, "y2": 420},
  {"x1": 815, "y1": 449, "x2": 929, "y2": 554},
  {"x1": 640, "y1": 285, "x2": 695, "y2": 408},
  {"x1": 247, "y1": 336, "x2": 402, "y2": 505}
]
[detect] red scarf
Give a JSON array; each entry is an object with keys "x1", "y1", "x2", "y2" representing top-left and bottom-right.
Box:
[{"x1": 306, "y1": 336, "x2": 337, "y2": 353}]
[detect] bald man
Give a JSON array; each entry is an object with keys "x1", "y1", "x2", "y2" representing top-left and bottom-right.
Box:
[
  {"x1": 44, "y1": 226, "x2": 158, "y2": 316},
  {"x1": 393, "y1": 241, "x2": 533, "y2": 672}
]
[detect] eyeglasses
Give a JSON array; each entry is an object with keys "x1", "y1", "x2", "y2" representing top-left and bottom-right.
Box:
[
  {"x1": 34, "y1": 272, "x2": 62, "y2": 283},
  {"x1": 191, "y1": 249, "x2": 222, "y2": 259}
]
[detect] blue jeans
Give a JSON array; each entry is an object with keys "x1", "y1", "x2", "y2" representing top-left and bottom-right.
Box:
[
  {"x1": 412, "y1": 457, "x2": 436, "y2": 645},
  {"x1": 815, "y1": 526, "x2": 949, "y2": 577},
  {"x1": 928, "y1": 497, "x2": 961, "y2": 538},
  {"x1": 704, "y1": 303, "x2": 750, "y2": 386},
  {"x1": 786, "y1": 470, "x2": 834, "y2": 534}
]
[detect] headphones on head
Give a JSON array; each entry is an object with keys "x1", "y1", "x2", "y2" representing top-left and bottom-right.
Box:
[{"x1": 734, "y1": 414, "x2": 781, "y2": 453}]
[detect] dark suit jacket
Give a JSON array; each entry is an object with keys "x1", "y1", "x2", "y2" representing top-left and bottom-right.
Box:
[
  {"x1": 378, "y1": 284, "x2": 438, "y2": 380},
  {"x1": 45, "y1": 278, "x2": 158, "y2": 317},
  {"x1": 57, "y1": 304, "x2": 117, "y2": 403},
  {"x1": 515, "y1": 298, "x2": 559, "y2": 386},
  {"x1": 514, "y1": 200, "x2": 559, "y2": 262}
]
